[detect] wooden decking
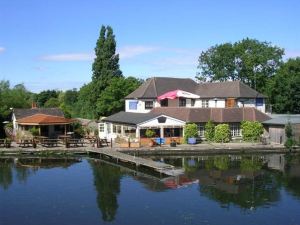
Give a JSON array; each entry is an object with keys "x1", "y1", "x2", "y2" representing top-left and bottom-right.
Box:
[{"x1": 88, "y1": 148, "x2": 183, "y2": 176}]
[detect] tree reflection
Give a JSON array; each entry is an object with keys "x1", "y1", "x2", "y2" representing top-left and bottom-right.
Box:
[
  {"x1": 90, "y1": 160, "x2": 122, "y2": 222},
  {"x1": 198, "y1": 155, "x2": 281, "y2": 209},
  {"x1": 0, "y1": 159, "x2": 13, "y2": 189}
]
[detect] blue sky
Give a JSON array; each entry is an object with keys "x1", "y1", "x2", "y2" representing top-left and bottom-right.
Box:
[{"x1": 0, "y1": 0, "x2": 299, "y2": 92}]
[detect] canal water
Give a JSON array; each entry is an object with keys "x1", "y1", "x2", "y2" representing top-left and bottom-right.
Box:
[{"x1": 0, "y1": 154, "x2": 300, "y2": 225}]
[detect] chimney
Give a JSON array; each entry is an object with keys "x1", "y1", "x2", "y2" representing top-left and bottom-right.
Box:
[{"x1": 31, "y1": 102, "x2": 37, "y2": 109}]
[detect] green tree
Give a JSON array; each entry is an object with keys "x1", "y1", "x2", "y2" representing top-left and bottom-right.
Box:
[
  {"x1": 35, "y1": 90, "x2": 59, "y2": 107},
  {"x1": 96, "y1": 77, "x2": 142, "y2": 116},
  {"x1": 266, "y1": 58, "x2": 300, "y2": 113},
  {"x1": 204, "y1": 120, "x2": 215, "y2": 142},
  {"x1": 44, "y1": 97, "x2": 60, "y2": 108},
  {"x1": 214, "y1": 124, "x2": 231, "y2": 143},
  {"x1": 241, "y1": 121, "x2": 263, "y2": 142},
  {"x1": 183, "y1": 123, "x2": 198, "y2": 143},
  {"x1": 197, "y1": 38, "x2": 284, "y2": 93}
]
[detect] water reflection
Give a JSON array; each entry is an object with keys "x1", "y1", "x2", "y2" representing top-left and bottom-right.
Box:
[
  {"x1": 159, "y1": 154, "x2": 300, "y2": 210},
  {"x1": 0, "y1": 157, "x2": 81, "y2": 189},
  {"x1": 89, "y1": 160, "x2": 121, "y2": 222},
  {"x1": 1, "y1": 154, "x2": 300, "y2": 224}
]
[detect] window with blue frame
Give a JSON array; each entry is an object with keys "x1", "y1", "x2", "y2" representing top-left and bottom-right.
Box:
[
  {"x1": 256, "y1": 98, "x2": 263, "y2": 106},
  {"x1": 129, "y1": 100, "x2": 138, "y2": 110}
]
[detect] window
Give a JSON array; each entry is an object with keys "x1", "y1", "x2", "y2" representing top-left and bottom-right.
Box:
[
  {"x1": 179, "y1": 98, "x2": 186, "y2": 107},
  {"x1": 197, "y1": 124, "x2": 205, "y2": 137},
  {"x1": 113, "y1": 125, "x2": 122, "y2": 134},
  {"x1": 160, "y1": 99, "x2": 168, "y2": 107},
  {"x1": 145, "y1": 101, "x2": 153, "y2": 109},
  {"x1": 202, "y1": 100, "x2": 209, "y2": 108},
  {"x1": 230, "y1": 123, "x2": 241, "y2": 137},
  {"x1": 256, "y1": 98, "x2": 264, "y2": 106},
  {"x1": 191, "y1": 99, "x2": 195, "y2": 107},
  {"x1": 129, "y1": 101, "x2": 138, "y2": 110},
  {"x1": 99, "y1": 123, "x2": 105, "y2": 132}
]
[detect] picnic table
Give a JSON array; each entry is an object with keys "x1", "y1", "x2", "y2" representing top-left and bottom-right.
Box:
[
  {"x1": 41, "y1": 139, "x2": 59, "y2": 147},
  {"x1": 67, "y1": 138, "x2": 84, "y2": 147},
  {"x1": 19, "y1": 139, "x2": 33, "y2": 147}
]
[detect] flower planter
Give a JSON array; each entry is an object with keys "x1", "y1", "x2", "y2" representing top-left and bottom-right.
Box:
[{"x1": 188, "y1": 137, "x2": 196, "y2": 145}]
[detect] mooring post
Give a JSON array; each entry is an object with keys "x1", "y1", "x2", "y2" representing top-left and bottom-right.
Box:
[{"x1": 110, "y1": 138, "x2": 113, "y2": 148}]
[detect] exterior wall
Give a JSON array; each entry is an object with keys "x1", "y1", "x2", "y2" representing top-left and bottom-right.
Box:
[
  {"x1": 208, "y1": 99, "x2": 226, "y2": 108},
  {"x1": 125, "y1": 99, "x2": 158, "y2": 113},
  {"x1": 139, "y1": 116, "x2": 185, "y2": 128},
  {"x1": 237, "y1": 98, "x2": 266, "y2": 113}
]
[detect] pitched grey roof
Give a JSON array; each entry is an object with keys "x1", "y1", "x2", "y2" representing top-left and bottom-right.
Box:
[
  {"x1": 196, "y1": 81, "x2": 266, "y2": 98},
  {"x1": 101, "y1": 111, "x2": 157, "y2": 125},
  {"x1": 125, "y1": 77, "x2": 198, "y2": 99},
  {"x1": 13, "y1": 108, "x2": 64, "y2": 120},
  {"x1": 263, "y1": 114, "x2": 300, "y2": 125},
  {"x1": 125, "y1": 77, "x2": 266, "y2": 99}
]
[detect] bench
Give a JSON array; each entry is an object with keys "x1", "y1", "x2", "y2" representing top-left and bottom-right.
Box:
[
  {"x1": 41, "y1": 139, "x2": 59, "y2": 147},
  {"x1": 18, "y1": 139, "x2": 33, "y2": 148},
  {"x1": 67, "y1": 139, "x2": 84, "y2": 147},
  {"x1": 100, "y1": 138, "x2": 110, "y2": 147}
]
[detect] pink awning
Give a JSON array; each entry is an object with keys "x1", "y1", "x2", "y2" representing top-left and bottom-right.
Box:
[{"x1": 157, "y1": 89, "x2": 200, "y2": 100}]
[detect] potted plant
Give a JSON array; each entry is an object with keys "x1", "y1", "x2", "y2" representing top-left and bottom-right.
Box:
[
  {"x1": 184, "y1": 123, "x2": 198, "y2": 145},
  {"x1": 145, "y1": 129, "x2": 156, "y2": 146}
]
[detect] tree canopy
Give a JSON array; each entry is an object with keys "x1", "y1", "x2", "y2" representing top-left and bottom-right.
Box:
[
  {"x1": 197, "y1": 38, "x2": 284, "y2": 93},
  {"x1": 266, "y1": 58, "x2": 300, "y2": 113}
]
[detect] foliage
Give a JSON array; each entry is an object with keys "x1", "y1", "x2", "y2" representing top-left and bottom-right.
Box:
[
  {"x1": 204, "y1": 120, "x2": 215, "y2": 141},
  {"x1": 73, "y1": 122, "x2": 84, "y2": 138},
  {"x1": 34, "y1": 90, "x2": 59, "y2": 107},
  {"x1": 241, "y1": 121, "x2": 263, "y2": 141},
  {"x1": 29, "y1": 127, "x2": 39, "y2": 136},
  {"x1": 214, "y1": 124, "x2": 230, "y2": 143},
  {"x1": 240, "y1": 157, "x2": 263, "y2": 172},
  {"x1": 266, "y1": 58, "x2": 300, "y2": 113},
  {"x1": 184, "y1": 123, "x2": 198, "y2": 143},
  {"x1": 145, "y1": 129, "x2": 156, "y2": 138},
  {"x1": 44, "y1": 97, "x2": 60, "y2": 108},
  {"x1": 96, "y1": 76, "x2": 142, "y2": 116},
  {"x1": 197, "y1": 38, "x2": 284, "y2": 93},
  {"x1": 213, "y1": 156, "x2": 230, "y2": 170},
  {"x1": 285, "y1": 121, "x2": 293, "y2": 139}
]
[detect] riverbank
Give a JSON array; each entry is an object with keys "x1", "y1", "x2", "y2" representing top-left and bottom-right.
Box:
[{"x1": 0, "y1": 142, "x2": 299, "y2": 156}]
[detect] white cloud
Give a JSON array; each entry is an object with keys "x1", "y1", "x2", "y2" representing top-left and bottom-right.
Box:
[
  {"x1": 284, "y1": 50, "x2": 300, "y2": 59},
  {"x1": 40, "y1": 53, "x2": 94, "y2": 61},
  {"x1": 0, "y1": 47, "x2": 5, "y2": 53},
  {"x1": 118, "y1": 45, "x2": 160, "y2": 59}
]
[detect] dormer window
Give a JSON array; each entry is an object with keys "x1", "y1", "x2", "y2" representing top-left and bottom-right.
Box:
[
  {"x1": 179, "y1": 98, "x2": 186, "y2": 107},
  {"x1": 145, "y1": 101, "x2": 153, "y2": 109}
]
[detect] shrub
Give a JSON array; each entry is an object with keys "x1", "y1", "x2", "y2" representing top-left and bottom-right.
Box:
[
  {"x1": 184, "y1": 123, "x2": 198, "y2": 143},
  {"x1": 204, "y1": 120, "x2": 215, "y2": 141},
  {"x1": 145, "y1": 129, "x2": 156, "y2": 138},
  {"x1": 29, "y1": 127, "x2": 39, "y2": 136},
  {"x1": 214, "y1": 124, "x2": 230, "y2": 143},
  {"x1": 241, "y1": 121, "x2": 263, "y2": 141},
  {"x1": 285, "y1": 122, "x2": 295, "y2": 150}
]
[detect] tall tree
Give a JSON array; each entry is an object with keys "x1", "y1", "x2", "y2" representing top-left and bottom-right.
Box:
[
  {"x1": 96, "y1": 77, "x2": 142, "y2": 116},
  {"x1": 197, "y1": 38, "x2": 284, "y2": 93},
  {"x1": 78, "y1": 25, "x2": 123, "y2": 119},
  {"x1": 266, "y1": 58, "x2": 300, "y2": 113}
]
